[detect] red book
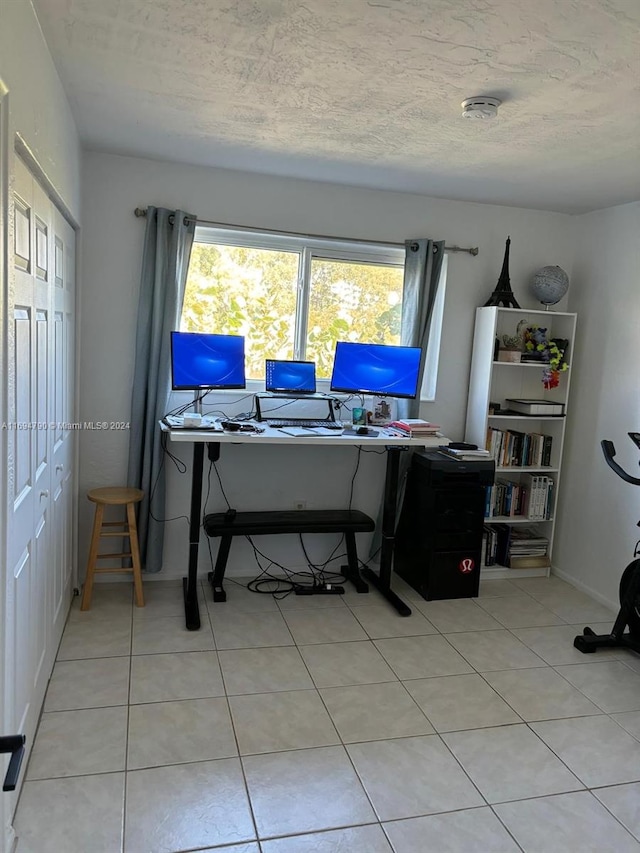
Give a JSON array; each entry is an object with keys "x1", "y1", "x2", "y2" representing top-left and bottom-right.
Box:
[{"x1": 388, "y1": 419, "x2": 440, "y2": 434}]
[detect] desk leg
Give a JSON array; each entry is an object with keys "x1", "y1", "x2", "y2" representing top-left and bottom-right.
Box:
[
  {"x1": 361, "y1": 445, "x2": 412, "y2": 616},
  {"x1": 183, "y1": 442, "x2": 205, "y2": 630}
]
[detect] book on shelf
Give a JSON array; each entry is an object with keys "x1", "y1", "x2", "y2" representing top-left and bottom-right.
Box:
[
  {"x1": 509, "y1": 554, "x2": 551, "y2": 569},
  {"x1": 521, "y1": 474, "x2": 555, "y2": 520},
  {"x1": 493, "y1": 523, "x2": 512, "y2": 566},
  {"x1": 508, "y1": 525, "x2": 549, "y2": 544},
  {"x1": 485, "y1": 426, "x2": 553, "y2": 468},
  {"x1": 485, "y1": 479, "x2": 527, "y2": 518},
  {"x1": 483, "y1": 524, "x2": 498, "y2": 566},
  {"x1": 388, "y1": 419, "x2": 441, "y2": 435},
  {"x1": 505, "y1": 399, "x2": 565, "y2": 416}
]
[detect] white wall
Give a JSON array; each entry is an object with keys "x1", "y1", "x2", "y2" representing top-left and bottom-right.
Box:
[
  {"x1": 0, "y1": 0, "x2": 81, "y2": 216},
  {"x1": 554, "y1": 201, "x2": 640, "y2": 607},
  {"x1": 80, "y1": 150, "x2": 575, "y2": 578}
]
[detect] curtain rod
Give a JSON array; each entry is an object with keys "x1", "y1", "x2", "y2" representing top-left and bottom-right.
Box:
[{"x1": 133, "y1": 207, "x2": 478, "y2": 256}]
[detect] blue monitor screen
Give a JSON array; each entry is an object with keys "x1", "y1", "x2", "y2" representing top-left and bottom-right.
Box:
[
  {"x1": 170, "y1": 332, "x2": 246, "y2": 390},
  {"x1": 329, "y1": 341, "x2": 422, "y2": 399},
  {"x1": 265, "y1": 360, "x2": 316, "y2": 393}
]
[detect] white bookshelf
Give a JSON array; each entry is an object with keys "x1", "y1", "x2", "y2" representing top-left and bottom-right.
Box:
[{"x1": 465, "y1": 307, "x2": 577, "y2": 580}]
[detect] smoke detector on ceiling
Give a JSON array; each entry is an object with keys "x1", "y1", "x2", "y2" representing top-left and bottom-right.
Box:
[{"x1": 461, "y1": 97, "x2": 501, "y2": 119}]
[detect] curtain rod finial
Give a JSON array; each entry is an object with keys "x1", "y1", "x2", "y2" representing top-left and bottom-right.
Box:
[{"x1": 134, "y1": 207, "x2": 147, "y2": 218}]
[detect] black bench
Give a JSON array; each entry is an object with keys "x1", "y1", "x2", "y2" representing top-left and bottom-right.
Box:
[{"x1": 203, "y1": 509, "x2": 375, "y2": 601}]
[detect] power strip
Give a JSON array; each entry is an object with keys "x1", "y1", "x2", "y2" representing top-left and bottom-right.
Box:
[{"x1": 295, "y1": 585, "x2": 345, "y2": 596}]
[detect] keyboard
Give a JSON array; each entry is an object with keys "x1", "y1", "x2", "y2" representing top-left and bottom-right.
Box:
[{"x1": 266, "y1": 419, "x2": 343, "y2": 429}]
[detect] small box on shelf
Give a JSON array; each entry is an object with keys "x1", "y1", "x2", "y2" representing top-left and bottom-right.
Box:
[
  {"x1": 497, "y1": 349, "x2": 521, "y2": 363},
  {"x1": 505, "y1": 399, "x2": 565, "y2": 416}
]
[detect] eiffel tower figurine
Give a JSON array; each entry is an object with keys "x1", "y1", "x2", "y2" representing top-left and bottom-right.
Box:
[{"x1": 484, "y1": 236, "x2": 521, "y2": 308}]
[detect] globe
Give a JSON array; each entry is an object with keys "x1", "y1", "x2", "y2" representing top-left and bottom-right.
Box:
[{"x1": 531, "y1": 266, "x2": 569, "y2": 306}]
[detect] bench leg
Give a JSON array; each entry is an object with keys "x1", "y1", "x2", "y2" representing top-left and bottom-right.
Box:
[
  {"x1": 210, "y1": 535, "x2": 232, "y2": 602},
  {"x1": 342, "y1": 532, "x2": 369, "y2": 593}
]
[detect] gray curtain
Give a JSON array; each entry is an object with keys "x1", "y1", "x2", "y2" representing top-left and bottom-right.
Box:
[
  {"x1": 127, "y1": 207, "x2": 196, "y2": 572},
  {"x1": 396, "y1": 239, "x2": 445, "y2": 420},
  {"x1": 369, "y1": 238, "x2": 445, "y2": 561}
]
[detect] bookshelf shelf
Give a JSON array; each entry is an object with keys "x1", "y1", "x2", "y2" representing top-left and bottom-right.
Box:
[
  {"x1": 488, "y1": 414, "x2": 566, "y2": 421},
  {"x1": 465, "y1": 306, "x2": 577, "y2": 579},
  {"x1": 488, "y1": 515, "x2": 554, "y2": 524},
  {"x1": 492, "y1": 361, "x2": 572, "y2": 369},
  {"x1": 481, "y1": 566, "x2": 552, "y2": 580},
  {"x1": 496, "y1": 466, "x2": 559, "y2": 474}
]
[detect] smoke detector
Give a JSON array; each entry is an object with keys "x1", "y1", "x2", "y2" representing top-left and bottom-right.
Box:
[{"x1": 461, "y1": 97, "x2": 501, "y2": 119}]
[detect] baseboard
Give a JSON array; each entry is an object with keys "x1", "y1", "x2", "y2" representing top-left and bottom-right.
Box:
[
  {"x1": 5, "y1": 823, "x2": 16, "y2": 853},
  {"x1": 552, "y1": 566, "x2": 618, "y2": 612}
]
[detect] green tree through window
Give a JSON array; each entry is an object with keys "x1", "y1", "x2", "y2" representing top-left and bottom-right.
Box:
[{"x1": 182, "y1": 229, "x2": 405, "y2": 380}]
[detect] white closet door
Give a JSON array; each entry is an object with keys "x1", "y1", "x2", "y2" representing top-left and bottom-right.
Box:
[
  {"x1": 4, "y1": 156, "x2": 76, "y2": 825},
  {"x1": 8, "y1": 157, "x2": 45, "y2": 757}
]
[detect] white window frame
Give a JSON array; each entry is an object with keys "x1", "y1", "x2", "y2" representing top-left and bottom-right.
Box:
[{"x1": 186, "y1": 225, "x2": 444, "y2": 399}]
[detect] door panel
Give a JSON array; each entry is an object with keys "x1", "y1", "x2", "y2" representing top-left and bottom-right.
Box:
[
  {"x1": 11, "y1": 548, "x2": 31, "y2": 735},
  {"x1": 35, "y1": 310, "x2": 48, "y2": 475},
  {"x1": 13, "y1": 308, "x2": 31, "y2": 503},
  {"x1": 32, "y1": 513, "x2": 48, "y2": 691}
]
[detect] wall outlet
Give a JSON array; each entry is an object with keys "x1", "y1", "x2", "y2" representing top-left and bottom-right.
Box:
[{"x1": 293, "y1": 500, "x2": 306, "y2": 511}]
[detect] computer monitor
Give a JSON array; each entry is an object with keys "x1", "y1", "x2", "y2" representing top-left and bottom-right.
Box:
[
  {"x1": 170, "y1": 332, "x2": 246, "y2": 391},
  {"x1": 265, "y1": 359, "x2": 316, "y2": 394},
  {"x1": 329, "y1": 341, "x2": 422, "y2": 399}
]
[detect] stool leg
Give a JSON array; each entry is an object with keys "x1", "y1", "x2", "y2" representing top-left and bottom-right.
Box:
[
  {"x1": 81, "y1": 503, "x2": 104, "y2": 611},
  {"x1": 127, "y1": 502, "x2": 145, "y2": 607}
]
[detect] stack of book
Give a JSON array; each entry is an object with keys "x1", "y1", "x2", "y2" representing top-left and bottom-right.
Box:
[
  {"x1": 483, "y1": 523, "x2": 550, "y2": 568},
  {"x1": 508, "y1": 526, "x2": 551, "y2": 568},
  {"x1": 440, "y1": 445, "x2": 491, "y2": 462},
  {"x1": 388, "y1": 419, "x2": 441, "y2": 436}
]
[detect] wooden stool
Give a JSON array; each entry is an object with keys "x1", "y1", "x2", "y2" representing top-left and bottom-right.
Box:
[{"x1": 81, "y1": 487, "x2": 145, "y2": 610}]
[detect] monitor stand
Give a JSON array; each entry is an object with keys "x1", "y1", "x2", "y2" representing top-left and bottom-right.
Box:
[{"x1": 185, "y1": 396, "x2": 203, "y2": 417}]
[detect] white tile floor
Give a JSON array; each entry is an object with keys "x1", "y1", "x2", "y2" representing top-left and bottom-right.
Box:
[{"x1": 13, "y1": 574, "x2": 640, "y2": 852}]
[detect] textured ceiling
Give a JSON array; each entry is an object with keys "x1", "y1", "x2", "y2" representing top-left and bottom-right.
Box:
[{"x1": 34, "y1": 0, "x2": 640, "y2": 213}]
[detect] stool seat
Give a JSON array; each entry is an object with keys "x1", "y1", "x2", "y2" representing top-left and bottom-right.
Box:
[
  {"x1": 81, "y1": 486, "x2": 145, "y2": 611},
  {"x1": 88, "y1": 487, "x2": 144, "y2": 506}
]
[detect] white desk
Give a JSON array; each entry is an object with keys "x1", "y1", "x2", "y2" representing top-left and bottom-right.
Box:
[{"x1": 164, "y1": 424, "x2": 449, "y2": 629}]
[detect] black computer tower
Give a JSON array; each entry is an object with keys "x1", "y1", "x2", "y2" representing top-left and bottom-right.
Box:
[{"x1": 394, "y1": 450, "x2": 495, "y2": 600}]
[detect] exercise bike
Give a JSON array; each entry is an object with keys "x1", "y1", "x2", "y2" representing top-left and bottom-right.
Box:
[{"x1": 574, "y1": 432, "x2": 640, "y2": 656}]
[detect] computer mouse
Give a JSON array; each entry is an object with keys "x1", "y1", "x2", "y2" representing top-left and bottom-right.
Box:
[{"x1": 356, "y1": 426, "x2": 369, "y2": 435}]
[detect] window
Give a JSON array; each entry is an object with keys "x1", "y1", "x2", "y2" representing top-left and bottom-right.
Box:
[{"x1": 182, "y1": 225, "x2": 445, "y2": 395}]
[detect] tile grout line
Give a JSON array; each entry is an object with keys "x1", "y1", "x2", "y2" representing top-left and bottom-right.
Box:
[
  {"x1": 120, "y1": 595, "x2": 135, "y2": 853},
  {"x1": 206, "y1": 582, "x2": 261, "y2": 846}
]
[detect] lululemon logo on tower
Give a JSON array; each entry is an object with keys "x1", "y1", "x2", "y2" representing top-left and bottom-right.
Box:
[{"x1": 459, "y1": 558, "x2": 475, "y2": 574}]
